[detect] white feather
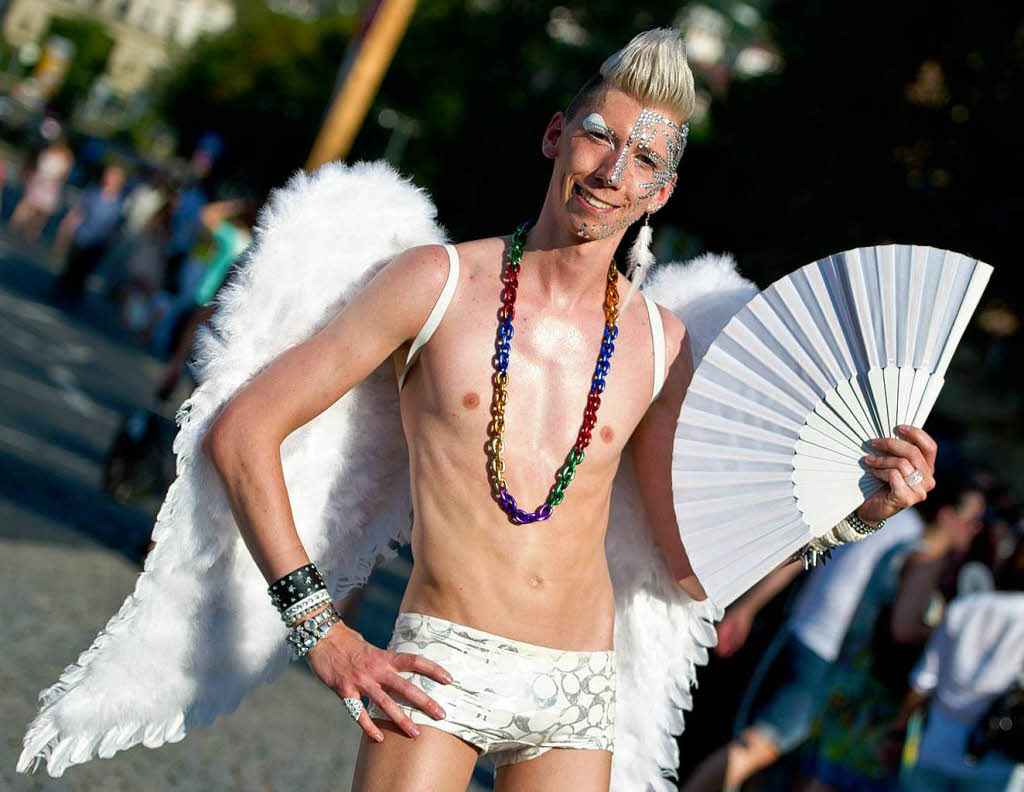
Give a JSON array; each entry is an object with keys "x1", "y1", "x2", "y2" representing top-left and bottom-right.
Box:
[{"x1": 622, "y1": 220, "x2": 654, "y2": 313}]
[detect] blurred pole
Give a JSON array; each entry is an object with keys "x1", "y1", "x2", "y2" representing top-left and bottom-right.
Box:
[{"x1": 305, "y1": 0, "x2": 417, "y2": 171}]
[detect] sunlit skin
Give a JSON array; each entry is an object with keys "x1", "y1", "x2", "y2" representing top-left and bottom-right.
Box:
[{"x1": 205, "y1": 84, "x2": 937, "y2": 791}]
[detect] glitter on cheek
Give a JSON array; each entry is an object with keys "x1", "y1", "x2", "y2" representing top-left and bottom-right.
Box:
[{"x1": 576, "y1": 205, "x2": 645, "y2": 240}]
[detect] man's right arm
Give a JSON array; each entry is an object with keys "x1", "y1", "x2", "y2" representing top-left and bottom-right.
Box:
[
  {"x1": 202, "y1": 243, "x2": 449, "y2": 579},
  {"x1": 200, "y1": 243, "x2": 456, "y2": 741}
]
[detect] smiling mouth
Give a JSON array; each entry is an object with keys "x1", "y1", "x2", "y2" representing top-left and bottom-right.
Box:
[{"x1": 573, "y1": 183, "x2": 618, "y2": 210}]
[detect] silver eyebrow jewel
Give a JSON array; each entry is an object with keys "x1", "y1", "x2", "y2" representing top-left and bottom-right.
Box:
[{"x1": 581, "y1": 113, "x2": 617, "y2": 147}]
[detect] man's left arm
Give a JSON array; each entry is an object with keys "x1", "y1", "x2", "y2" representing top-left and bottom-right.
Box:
[
  {"x1": 628, "y1": 305, "x2": 939, "y2": 603},
  {"x1": 629, "y1": 307, "x2": 708, "y2": 600}
]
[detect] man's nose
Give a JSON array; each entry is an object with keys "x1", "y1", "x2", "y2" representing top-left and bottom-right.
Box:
[{"x1": 595, "y1": 150, "x2": 624, "y2": 187}]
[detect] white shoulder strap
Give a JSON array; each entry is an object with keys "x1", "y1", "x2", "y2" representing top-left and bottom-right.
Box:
[
  {"x1": 643, "y1": 294, "x2": 666, "y2": 404},
  {"x1": 398, "y1": 243, "x2": 460, "y2": 392}
]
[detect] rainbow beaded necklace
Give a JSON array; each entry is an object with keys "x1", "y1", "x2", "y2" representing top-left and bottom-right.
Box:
[{"x1": 488, "y1": 220, "x2": 621, "y2": 524}]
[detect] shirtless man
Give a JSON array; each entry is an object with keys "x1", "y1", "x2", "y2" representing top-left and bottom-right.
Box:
[{"x1": 202, "y1": 29, "x2": 936, "y2": 792}]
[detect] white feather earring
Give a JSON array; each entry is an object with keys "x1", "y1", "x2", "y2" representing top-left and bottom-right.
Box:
[{"x1": 622, "y1": 212, "x2": 654, "y2": 312}]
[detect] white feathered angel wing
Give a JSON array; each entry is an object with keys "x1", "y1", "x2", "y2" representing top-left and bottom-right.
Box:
[
  {"x1": 607, "y1": 253, "x2": 759, "y2": 791},
  {"x1": 21, "y1": 158, "x2": 758, "y2": 790},
  {"x1": 19, "y1": 160, "x2": 447, "y2": 776}
]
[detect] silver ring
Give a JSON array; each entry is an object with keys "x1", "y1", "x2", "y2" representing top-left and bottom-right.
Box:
[
  {"x1": 343, "y1": 697, "x2": 364, "y2": 721},
  {"x1": 904, "y1": 468, "x2": 924, "y2": 487}
]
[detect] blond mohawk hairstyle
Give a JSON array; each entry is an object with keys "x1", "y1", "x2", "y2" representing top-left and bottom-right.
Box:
[{"x1": 599, "y1": 28, "x2": 696, "y2": 124}]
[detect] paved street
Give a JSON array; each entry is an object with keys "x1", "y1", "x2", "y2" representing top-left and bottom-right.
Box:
[{"x1": 0, "y1": 229, "x2": 492, "y2": 791}]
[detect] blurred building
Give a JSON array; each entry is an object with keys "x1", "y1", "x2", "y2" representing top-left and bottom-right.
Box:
[{"x1": 2, "y1": 0, "x2": 235, "y2": 97}]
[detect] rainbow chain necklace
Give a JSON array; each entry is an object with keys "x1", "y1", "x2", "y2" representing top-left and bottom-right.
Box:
[{"x1": 488, "y1": 220, "x2": 621, "y2": 524}]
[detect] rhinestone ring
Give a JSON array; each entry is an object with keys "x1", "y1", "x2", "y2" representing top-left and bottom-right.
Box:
[
  {"x1": 904, "y1": 468, "x2": 925, "y2": 487},
  {"x1": 343, "y1": 697, "x2": 364, "y2": 721}
]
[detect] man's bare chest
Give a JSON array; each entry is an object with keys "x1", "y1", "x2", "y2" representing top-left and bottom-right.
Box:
[{"x1": 393, "y1": 250, "x2": 658, "y2": 469}]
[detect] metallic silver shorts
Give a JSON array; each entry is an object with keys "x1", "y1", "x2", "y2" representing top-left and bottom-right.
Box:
[{"x1": 367, "y1": 611, "x2": 616, "y2": 769}]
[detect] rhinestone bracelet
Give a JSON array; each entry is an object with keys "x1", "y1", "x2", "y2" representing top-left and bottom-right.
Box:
[
  {"x1": 282, "y1": 589, "x2": 331, "y2": 625},
  {"x1": 286, "y1": 603, "x2": 342, "y2": 660}
]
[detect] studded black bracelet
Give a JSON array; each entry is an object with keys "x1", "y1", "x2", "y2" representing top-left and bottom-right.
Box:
[{"x1": 268, "y1": 563, "x2": 327, "y2": 613}]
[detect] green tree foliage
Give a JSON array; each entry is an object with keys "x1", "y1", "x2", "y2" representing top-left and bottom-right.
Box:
[
  {"x1": 156, "y1": 1, "x2": 355, "y2": 190},
  {"x1": 356, "y1": 1, "x2": 697, "y2": 241},
  {"x1": 46, "y1": 15, "x2": 114, "y2": 117}
]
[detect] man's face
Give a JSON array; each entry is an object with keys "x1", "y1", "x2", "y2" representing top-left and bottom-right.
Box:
[{"x1": 542, "y1": 87, "x2": 686, "y2": 241}]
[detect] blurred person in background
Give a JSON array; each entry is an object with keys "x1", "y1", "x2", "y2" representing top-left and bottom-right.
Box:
[
  {"x1": 682, "y1": 507, "x2": 925, "y2": 792},
  {"x1": 50, "y1": 163, "x2": 126, "y2": 309},
  {"x1": 892, "y1": 539, "x2": 1024, "y2": 792},
  {"x1": 122, "y1": 168, "x2": 169, "y2": 237},
  {"x1": 801, "y1": 473, "x2": 986, "y2": 792},
  {"x1": 102, "y1": 167, "x2": 170, "y2": 299},
  {"x1": 163, "y1": 162, "x2": 211, "y2": 294},
  {"x1": 115, "y1": 201, "x2": 173, "y2": 332},
  {"x1": 8, "y1": 137, "x2": 74, "y2": 244},
  {"x1": 155, "y1": 196, "x2": 256, "y2": 401}
]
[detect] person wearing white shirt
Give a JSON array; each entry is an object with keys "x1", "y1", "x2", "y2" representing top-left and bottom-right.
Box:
[{"x1": 903, "y1": 555, "x2": 1024, "y2": 792}]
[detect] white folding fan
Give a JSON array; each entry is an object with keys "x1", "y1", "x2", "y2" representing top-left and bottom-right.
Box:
[{"x1": 674, "y1": 244, "x2": 993, "y2": 607}]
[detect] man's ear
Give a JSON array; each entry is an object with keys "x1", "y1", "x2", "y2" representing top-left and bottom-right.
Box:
[
  {"x1": 541, "y1": 112, "x2": 565, "y2": 160},
  {"x1": 647, "y1": 172, "x2": 678, "y2": 214}
]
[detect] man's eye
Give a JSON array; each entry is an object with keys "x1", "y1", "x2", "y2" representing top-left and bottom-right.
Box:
[
  {"x1": 637, "y1": 155, "x2": 657, "y2": 168},
  {"x1": 587, "y1": 130, "x2": 610, "y2": 142}
]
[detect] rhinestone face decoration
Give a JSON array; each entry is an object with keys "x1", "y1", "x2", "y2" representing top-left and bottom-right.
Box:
[
  {"x1": 573, "y1": 109, "x2": 687, "y2": 240},
  {"x1": 608, "y1": 108, "x2": 687, "y2": 198},
  {"x1": 487, "y1": 220, "x2": 620, "y2": 524}
]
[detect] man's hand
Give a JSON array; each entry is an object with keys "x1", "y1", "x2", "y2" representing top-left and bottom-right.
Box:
[
  {"x1": 856, "y1": 424, "x2": 937, "y2": 525},
  {"x1": 305, "y1": 621, "x2": 454, "y2": 743}
]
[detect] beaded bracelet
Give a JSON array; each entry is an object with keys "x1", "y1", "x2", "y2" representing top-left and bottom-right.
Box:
[
  {"x1": 282, "y1": 589, "x2": 331, "y2": 625},
  {"x1": 286, "y1": 604, "x2": 342, "y2": 660},
  {"x1": 268, "y1": 563, "x2": 326, "y2": 613},
  {"x1": 847, "y1": 510, "x2": 886, "y2": 536}
]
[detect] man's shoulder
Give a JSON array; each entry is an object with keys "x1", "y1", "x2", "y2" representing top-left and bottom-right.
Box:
[
  {"x1": 645, "y1": 297, "x2": 688, "y2": 353},
  {"x1": 448, "y1": 236, "x2": 508, "y2": 278},
  {"x1": 389, "y1": 237, "x2": 505, "y2": 308},
  {"x1": 392, "y1": 242, "x2": 453, "y2": 274},
  {"x1": 400, "y1": 236, "x2": 503, "y2": 263}
]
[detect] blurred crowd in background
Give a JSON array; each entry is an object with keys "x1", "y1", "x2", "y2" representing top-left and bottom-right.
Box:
[
  {"x1": 3, "y1": 131, "x2": 261, "y2": 403},
  {"x1": 678, "y1": 468, "x2": 1024, "y2": 791},
  {"x1": 0, "y1": 0, "x2": 1022, "y2": 790}
]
